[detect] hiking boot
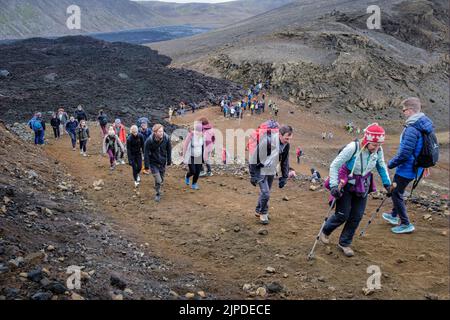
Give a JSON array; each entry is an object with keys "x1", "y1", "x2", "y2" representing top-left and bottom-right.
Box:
[
  {"x1": 260, "y1": 214, "x2": 269, "y2": 225},
  {"x1": 337, "y1": 244, "x2": 354, "y2": 257},
  {"x1": 319, "y1": 232, "x2": 330, "y2": 244},
  {"x1": 199, "y1": 171, "x2": 207, "y2": 177},
  {"x1": 382, "y1": 213, "x2": 400, "y2": 226},
  {"x1": 184, "y1": 175, "x2": 190, "y2": 186},
  {"x1": 154, "y1": 195, "x2": 161, "y2": 203},
  {"x1": 192, "y1": 183, "x2": 200, "y2": 190},
  {"x1": 391, "y1": 224, "x2": 415, "y2": 234},
  {"x1": 72, "y1": 148, "x2": 76, "y2": 151},
  {"x1": 134, "y1": 181, "x2": 139, "y2": 188},
  {"x1": 83, "y1": 153, "x2": 87, "y2": 157},
  {"x1": 137, "y1": 175, "x2": 141, "y2": 183},
  {"x1": 80, "y1": 151, "x2": 83, "y2": 155},
  {"x1": 206, "y1": 172, "x2": 213, "y2": 177}
]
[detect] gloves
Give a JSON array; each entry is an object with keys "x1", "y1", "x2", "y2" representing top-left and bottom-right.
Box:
[
  {"x1": 250, "y1": 176, "x2": 260, "y2": 187},
  {"x1": 384, "y1": 184, "x2": 394, "y2": 198},
  {"x1": 330, "y1": 186, "x2": 343, "y2": 199},
  {"x1": 279, "y1": 178, "x2": 287, "y2": 189}
]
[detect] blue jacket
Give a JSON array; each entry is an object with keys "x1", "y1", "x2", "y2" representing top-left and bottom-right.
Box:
[
  {"x1": 388, "y1": 114, "x2": 434, "y2": 180},
  {"x1": 65, "y1": 120, "x2": 79, "y2": 133}
]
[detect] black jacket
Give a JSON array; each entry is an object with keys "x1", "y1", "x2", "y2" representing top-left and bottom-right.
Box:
[
  {"x1": 144, "y1": 133, "x2": 172, "y2": 169},
  {"x1": 50, "y1": 117, "x2": 60, "y2": 128},
  {"x1": 75, "y1": 110, "x2": 87, "y2": 121},
  {"x1": 127, "y1": 133, "x2": 144, "y2": 159}
]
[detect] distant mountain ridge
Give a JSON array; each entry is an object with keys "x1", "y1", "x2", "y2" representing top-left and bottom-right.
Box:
[{"x1": 0, "y1": 0, "x2": 294, "y2": 40}]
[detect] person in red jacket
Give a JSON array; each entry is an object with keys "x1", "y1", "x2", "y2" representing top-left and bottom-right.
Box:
[{"x1": 113, "y1": 119, "x2": 127, "y2": 164}]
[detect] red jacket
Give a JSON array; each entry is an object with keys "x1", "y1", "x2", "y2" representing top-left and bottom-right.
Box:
[{"x1": 113, "y1": 123, "x2": 127, "y2": 144}]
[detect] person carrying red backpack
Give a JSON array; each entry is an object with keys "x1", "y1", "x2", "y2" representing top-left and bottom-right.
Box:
[{"x1": 248, "y1": 120, "x2": 293, "y2": 225}]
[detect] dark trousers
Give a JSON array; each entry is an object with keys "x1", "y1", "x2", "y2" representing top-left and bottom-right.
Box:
[
  {"x1": 323, "y1": 185, "x2": 368, "y2": 247},
  {"x1": 390, "y1": 174, "x2": 413, "y2": 225},
  {"x1": 297, "y1": 156, "x2": 300, "y2": 164},
  {"x1": 79, "y1": 140, "x2": 87, "y2": 153},
  {"x1": 100, "y1": 125, "x2": 107, "y2": 136},
  {"x1": 68, "y1": 131, "x2": 76, "y2": 148},
  {"x1": 52, "y1": 126, "x2": 60, "y2": 138},
  {"x1": 130, "y1": 155, "x2": 142, "y2": 182},
  {"x1": 187, "y1": 157, "x2": 202, "y2": 185},
  {"x1": 256, "y1": 175, "x2": 275, "y2": 215},
  {"x1": 150, "y1": 164, "x2": 165, "y2": 195}
]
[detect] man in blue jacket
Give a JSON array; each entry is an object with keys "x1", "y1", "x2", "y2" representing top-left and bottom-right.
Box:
[{"x1": 383, "y1": 97, "x2": 435, "y2": 234}]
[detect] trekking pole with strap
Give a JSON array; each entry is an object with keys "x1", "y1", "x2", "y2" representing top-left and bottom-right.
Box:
[
  {"x1": 359, "y1": 182, "x2": 397, "y2": 237},
  {"x1": 307, "y1": 180, "x2": 344, "y2": 261}
]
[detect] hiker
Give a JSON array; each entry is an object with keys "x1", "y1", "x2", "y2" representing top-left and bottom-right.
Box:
[
  {"x1": 144, "y1": 124, "x2": 172, "y2": 202},
  {"x1": 97, "y1": 110, "x2": 108, "y2": 136},
  {"x1": 28, "y1": 112, "x2": 46, "y2": 145},
  {"x1": 222, "y1": 148, "x2": 228, "y2": 165},
  {"x1": 77, "y1": 120, "x2": 90, "y2": 157},
  {"x1": 322, "y1": 132, "x2": 326, "y2": 140},
  {"x1": 296, "y1": 147, "x2": 303, "y2": 164},
  {"x1": 65, "y1": 116, "x2": 79, "y2": 151},
  {"x1": 57, "y1": 108, "x2": 68, "y2": 136},
  {"x1": 127, "y1": 125, "x2": 145, "y2": 188},
  {"x1": 103, "y1": 126, "x2": 125, "y2": 170},
  {"x1": 273, "y1": 104, "x2": 279, "y2": 117},
  {"x1": 168, "y1": 107, "x2": 173, "y2": 123},
  {"x1": 383, "y1": 97, "x2": 435, "y2": 234},
  {"x1": 183, "y1": 122, "x2": 206, "y2": 190},
  {"x1": 139, "y1": 121, "x2": 152, "y2": 142},
  {"x1": 50, "y1": 112, "x2": 61, "y2": 139},
  {"x1": 113, "y1": 119, "x2": 127, "y2": 164},
  {"x1": 75, "y1": 105, "x2": 87, "y2": 123},
  {"x1": 199, "y1": 118, "x2": 215, "y2": 177},
  {"x1": 249, "y1": 121, "x2": 293, "y2": 225},
  {"x1": 310, "y1": 168, "x2": 321, "y2": 183},
  {"x1": 320, "y1": 123, "x2": 392, "y2": 257}
]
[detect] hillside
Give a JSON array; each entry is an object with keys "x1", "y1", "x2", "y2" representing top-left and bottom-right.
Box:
[
  {"x1": 0, "y1": 36, "x2": 242, "y2": 124},
  {"x1": 150, "y1": 0, "x2": 449, "y2": 130},
  {"x1": 0, "y1": 0, "x2": 294, "y2": 40},
  {"x1": 137, "y1": 0, "x2": 294, "y2": 28}
]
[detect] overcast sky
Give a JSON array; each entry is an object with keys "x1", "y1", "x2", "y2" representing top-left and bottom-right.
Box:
[{"x1": 134, "y1": 0, "x2": 236, "y2": 3}]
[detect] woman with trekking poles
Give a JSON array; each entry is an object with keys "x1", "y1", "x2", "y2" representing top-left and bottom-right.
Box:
[{"x1": 319, "y1": 123, "x2": 393, "y2": 257}]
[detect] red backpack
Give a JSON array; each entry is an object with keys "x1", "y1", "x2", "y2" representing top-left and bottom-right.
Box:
[{"x1": 247, "y1": 120, "x2": 280, "y2": 156}]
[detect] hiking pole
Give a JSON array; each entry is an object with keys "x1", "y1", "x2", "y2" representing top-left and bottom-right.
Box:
[
  {"x1": 307, "y1": 180, "x2": 344, "y2": 261},
  {"x1": 359, "y1": 182, "x2": 397, "y2": 237}
]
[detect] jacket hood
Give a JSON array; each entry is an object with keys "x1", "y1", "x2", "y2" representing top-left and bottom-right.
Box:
[{"x1": 408, "y1": 113, "x2": 434, "y2": 134}]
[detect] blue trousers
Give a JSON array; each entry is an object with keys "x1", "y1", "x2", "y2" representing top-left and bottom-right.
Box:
[{"x1": 34, "y1": 130, "x2": 45, "y2": 145}]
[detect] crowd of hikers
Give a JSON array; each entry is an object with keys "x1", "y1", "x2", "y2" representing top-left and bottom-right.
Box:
[
  {"x1": 219, "y1": 82, "x2": 279, "y2": 119},
  {"x1": 27, "y1": 96, "x2": 438, "y2": 258}
]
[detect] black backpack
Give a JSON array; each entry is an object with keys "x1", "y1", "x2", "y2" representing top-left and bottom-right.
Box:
[
  {"x1": 99, "y1": 115, "x2": 108, "y2": 126},
  {"x1": 414, "y1": 130, "x2": 439, "y2": 169}
]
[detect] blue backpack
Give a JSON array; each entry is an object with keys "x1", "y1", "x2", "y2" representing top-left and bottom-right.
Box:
[{"x1": 32, "y1": 119, "x2": 43, "y2": 132}]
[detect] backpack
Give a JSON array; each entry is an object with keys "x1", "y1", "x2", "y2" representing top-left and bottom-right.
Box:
[
  {"x1": 99, "y1": 115, "x2": 108, "y2": 126},
  {"x1": 32, "y1": 119, "x2": 43, "y2": 132},
  {"x1": 414, "y1": 130, "x2": 439, "y2": 169},
  {"x1": 247, "y1": 120, "x2": 280, "y2": 156}
]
